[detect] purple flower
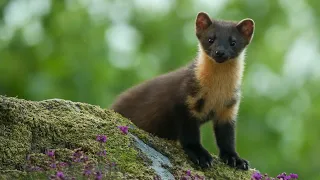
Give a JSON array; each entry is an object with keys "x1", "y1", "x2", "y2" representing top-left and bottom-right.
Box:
[
  {"x1": 290, "y1": 173, "x2": 298, "y2": 179},
  {"x1": 73, "y1": 151, "x2": 82, "y2": 158},
  {"x1": 83, "y1": 169, "x2": 91, "y2": 176},
  {"x1": 97, "y1": 150, "x2": 107, "y2": 156},
  {"x1": 252, "y1": 172, "x2": 262, "y2": 180},
  {"x1": 72, "y1": 151, "x2": 83, "y2": 162},
  {"x1": 277, "y1": 174, "x2": 283, "y2": 179},
  {"x1": 50, "y1": 163, "x2": 56, "y2": 169},
  {"x1": 59, "y1": 162, "x2": 68, "y2": 167},
  {"x1": 186, "y1": 170, "x2": 191, "y2": 176},
  {"x1": 46, "y1": 150, "x2": 55, "y2": 157},
  {"x1": 118, "y1": 126, "x2": 129, "y2": 134},
  {"x1": 73, "y1": 158, "x2": 81, "y2": 162},
  {"x1": 83, "y1": 156, "x2": 88, "y2": 162},
  {"x1": 96, "y1": 135, "x2": 107, "y2": 143},
  {"x1": 56, "y1": 171, "x2": 65, "y2": 180},
  {"x1": 95, "y1": 171, "x2": 103, "y2": 180},
  {"x1": 286, "y1": 176, "x2": 292, "y2": 180},
  {"x1": 277, "y1": 172, "x2": 291, "y2": 180}
]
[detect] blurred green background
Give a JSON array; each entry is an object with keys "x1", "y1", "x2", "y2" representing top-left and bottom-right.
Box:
[{"x1": 1, "y1": 0, "x2": 319, "y2": 179}]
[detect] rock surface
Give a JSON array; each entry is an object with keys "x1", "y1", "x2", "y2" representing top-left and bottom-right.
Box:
[{"x1": 0, "y1": 96, "x2": 253, "y2": 179}]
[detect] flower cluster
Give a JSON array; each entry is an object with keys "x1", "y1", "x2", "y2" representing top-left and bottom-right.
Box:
[
  {"x1": 71, "y1": 150, "x2": 89, "y2": 163},
  {"x1": 96, "y1": 135, "x2": 107, "y2": 143},
  {"x1": 95, "y1": 171, "x2": 103, "y2": 180},
  {"x1": 252, "y1": 171, "x2": 298, "y2": 180},
  {"x1": 56, "y1": 171, "x2": 65, "y2": 180},
  {"x1": 97, "y1": 150, "x2": 107, "y2": 156},
  {"x1": 179, "y1": 169, "x2": 205, "y2": 180},
  {"x1": 277, "y1": 172, "x2": 299, "y2": 180},
  {"x1": 96, "y1": 134, "x2": 108, "y2": 158},
  {"x1": 46, "y1": 150, "x2": 55, "y2": 157},
  {"x1": 26, "y1": 133, "x2": 118, "y2": 180},
  {"x1": 118, "y1": 125, "x2": 129, "y2": 135}
]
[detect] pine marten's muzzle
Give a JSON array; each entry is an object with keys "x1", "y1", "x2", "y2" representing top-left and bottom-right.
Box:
[{"x1": 211, "y1": 49, "x2": 229, "y2": 63}]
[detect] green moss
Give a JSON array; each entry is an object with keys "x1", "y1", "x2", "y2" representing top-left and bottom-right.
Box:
[
  {"x1": 0, "y1": 96, "x2": 155, "y2": 178},
  {"x1": 0, "y1": 170, "x2": 27, "y2": 180},
  {"x1": 0, "y1": 96, "x2": 254, "y2": 179}
]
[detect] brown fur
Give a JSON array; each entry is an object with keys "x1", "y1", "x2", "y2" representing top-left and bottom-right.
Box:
[
  {"x1": 111, "y1": 11, "x2": 254, "y2": 170},
  {"x1": 111, "y1": 66, "x2": 193, "y2": 139}
]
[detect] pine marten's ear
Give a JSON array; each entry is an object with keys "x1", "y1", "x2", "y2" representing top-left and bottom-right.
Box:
[
  {"x1": 195, "y1": 12, "x2": 212, "y2": 33},
  {"x1": 236, "y1": 18, "x2": 255, "y2": 43}
]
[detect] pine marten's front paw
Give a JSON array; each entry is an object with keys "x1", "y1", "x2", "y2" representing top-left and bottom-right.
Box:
[
  {"x1": 219, "y1": 152, "x2": 249, "y2": 170},
  {"x1": 183, "y1": 145, "x2": 213, "y2": 169}
]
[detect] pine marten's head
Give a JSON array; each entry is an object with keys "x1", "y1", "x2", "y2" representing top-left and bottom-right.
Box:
[{"x1": 195, "y1": 12, "x2": 255, "y2": 63}]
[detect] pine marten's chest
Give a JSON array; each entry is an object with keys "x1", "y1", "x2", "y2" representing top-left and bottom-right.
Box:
[{"x1": 186, "y1": 55, "x2": 244, "y2": 121}]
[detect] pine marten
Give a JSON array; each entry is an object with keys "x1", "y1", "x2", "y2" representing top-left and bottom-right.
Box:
[{"x1": 111, "y1": 12, "x2": 254, "y2": 170}]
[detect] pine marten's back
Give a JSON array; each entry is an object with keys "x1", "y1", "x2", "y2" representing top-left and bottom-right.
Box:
[{"x1": 111, "y1": 65, "x2": 195, "y2": 139}]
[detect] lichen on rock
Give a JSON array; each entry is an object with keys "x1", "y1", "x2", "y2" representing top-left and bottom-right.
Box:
[{"x1": 0, "y1": 96, "x2": 254, "y2": 179}]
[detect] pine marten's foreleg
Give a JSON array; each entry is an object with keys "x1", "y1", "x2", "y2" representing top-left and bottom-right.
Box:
[
  {"x1": 179, "y1": 114, "x2": 213, "y2": 168},
  {"x1": 213, "y1": 105, "x2": 249, "y2": 170}
]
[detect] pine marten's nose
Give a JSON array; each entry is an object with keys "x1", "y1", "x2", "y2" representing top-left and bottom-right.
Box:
[{"x1": 215, "y1": 50, "x2": 225, "y2": 57}]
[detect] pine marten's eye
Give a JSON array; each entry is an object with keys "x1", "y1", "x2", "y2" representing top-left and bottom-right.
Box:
[
  {"x1": 208, "y1": 36, "x2": 215, "y2": 44},
  {"x1": 230, "y1": 40, "x2": 236, "y2": 46}
]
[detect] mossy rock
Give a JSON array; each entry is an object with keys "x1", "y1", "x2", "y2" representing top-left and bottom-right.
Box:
[{"x1": 0, "y1": 96, "x2": 254, "y2": 179}]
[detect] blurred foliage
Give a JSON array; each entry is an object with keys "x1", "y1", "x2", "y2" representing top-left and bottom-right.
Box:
[{"x1": 1, "y1": 0, "x2": 320, "y2": 179}]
